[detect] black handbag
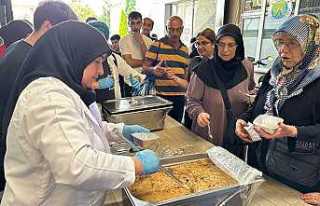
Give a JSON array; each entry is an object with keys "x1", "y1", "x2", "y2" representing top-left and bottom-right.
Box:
[{"x1": 209, "y1": 61, "x2": 244, "y2": 158}]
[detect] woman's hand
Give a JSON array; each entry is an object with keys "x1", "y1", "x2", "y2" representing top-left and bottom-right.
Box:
[
  {"x1": 235, "y1": 119, "x2": 252, "y2": 143},
  {"x1": 135, "y1": 149, "x2": 160, "y2": 175},
  {"x1": 197, "y1": 112, "x2": 210, "y2": 127},
  {"x1": 254, "y1": 122, "x2": 297, "y2": 140},
  {"x1": 301, "y1": 192, "x2": 320, "y2": 205},
  {"x1": 132, "y1": 157, "x2": 144, "y2": 176}
]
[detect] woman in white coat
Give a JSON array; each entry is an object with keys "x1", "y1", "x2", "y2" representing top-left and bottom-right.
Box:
[{"x1": 1, "y1": 21, "x2": 159, "y2": 206}]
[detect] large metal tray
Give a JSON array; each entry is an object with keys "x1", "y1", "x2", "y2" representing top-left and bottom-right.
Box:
[
  {"x1": 123, "y1": 153, "x2": 264, "y2": 206},
  {"x1": 103, "y1": 106, "x2": 172, "y2": 131},
  {"x1": 102, "y1": 96, "x2": 173, "y2": 131},
  {"x1": 102, "y1": 96, "x2": 173, "y2": 114}
]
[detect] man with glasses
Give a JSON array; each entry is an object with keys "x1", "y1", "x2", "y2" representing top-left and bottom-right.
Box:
[
  {"x1": 143, "y1": 16, "x2": 189, "y2": 123},
  {"x1": 119, "y1": 11, "x2": 153, "y2": 73}
]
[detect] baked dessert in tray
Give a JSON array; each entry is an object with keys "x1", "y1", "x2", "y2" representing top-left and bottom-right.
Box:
[
  {"x1": 129, "y1": 170, "x2": 191, "y2": 203},
  {"x1": 129, "y1": 158, "x2": 238, "y2": 203},
  {"x1": 168, "y1": 159, "x2": 238, "y2": 192}
]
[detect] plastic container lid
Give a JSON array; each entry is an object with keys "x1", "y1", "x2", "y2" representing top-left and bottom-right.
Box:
[{"x1": 253, "y1": 114, "x2": 284, "y2": 133}]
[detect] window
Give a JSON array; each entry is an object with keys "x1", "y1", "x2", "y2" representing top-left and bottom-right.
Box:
[
  {"x1": 242, "y1": 16, "x2": 260, "y2": 58},
  {"x1": 240, "y1": 0, "x2": 319, "y2": 72},
  {"x1": 170, "y1": 0, "x2": 195, "y2": 44},
  {"x1": 193, "y1": 0, "x2": 216, "y2": 39},
  {"x1": 165, "y1": 0, "x2": 217, "y2": 46},
  {"x1": 299, "y1": 0, "x2": 320, "y2": 17},
  {"x1": 241, "y1": 0, "x2": 262, "y2": 59},
  {"x1": 243, "y1": 0, "x2": 262, "y2": 12},
  {"x1": 260, "y1": 0, "x2": 296, "y2": 61}
]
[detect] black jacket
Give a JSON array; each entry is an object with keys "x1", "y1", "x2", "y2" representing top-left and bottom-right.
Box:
[{"x1": 240, "y1": 71, "x2": 320, "y2": 192}]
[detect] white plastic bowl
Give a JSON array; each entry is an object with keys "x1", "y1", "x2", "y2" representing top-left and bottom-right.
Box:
[{"x1": 253, "y1": 114, "x2": 284, "y2": 133}]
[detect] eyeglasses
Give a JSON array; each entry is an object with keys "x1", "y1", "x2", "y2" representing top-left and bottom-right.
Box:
[
  {"x1": 273, "y1": 39, "x2": 301, "y2": 50},
  {"x1": 194, "y1": 41, "x2": 212, "y2": 48},
  {"x1": 216, "y1": 42, "x2": 238, "y2": 49}
]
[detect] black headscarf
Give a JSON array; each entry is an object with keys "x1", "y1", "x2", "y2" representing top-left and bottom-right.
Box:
[
  {"x1": 194, "y1": 24, "x2": 247, "y2": 89},
  {"x1": 2, "y1": 20, "x2": 111, "y2": 138},
  {"x1": 0, "y1": 20, "x2": 33, "y2": 48}
]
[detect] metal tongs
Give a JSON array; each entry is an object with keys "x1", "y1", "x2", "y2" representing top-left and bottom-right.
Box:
[
  {"x1": 160, "y1": 166, "x2": 192, "y2": 191},
  {"x1": 160, "y1": 166, "x2": 180, "y2": 183}
]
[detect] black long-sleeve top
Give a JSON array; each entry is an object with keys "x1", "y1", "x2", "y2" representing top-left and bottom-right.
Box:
[{"x1": 240, "y1": 70, "x2": 320, "y2": 192}]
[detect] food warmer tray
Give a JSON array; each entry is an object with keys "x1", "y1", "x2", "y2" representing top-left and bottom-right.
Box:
[
  {"x1": 102, "y1": 96, "x2": 173, "y2": 131},
  {"x1": 123, "y1": 153, "x2": 264, "y2": 206}
]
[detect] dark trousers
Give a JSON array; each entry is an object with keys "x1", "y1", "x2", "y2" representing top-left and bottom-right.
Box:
[
  {"x1": 158, "y1": 95, "x2": 184, "y2": 123},
  {"x1": 119, "y1": 76, "x2": 132, "y2": 97}
]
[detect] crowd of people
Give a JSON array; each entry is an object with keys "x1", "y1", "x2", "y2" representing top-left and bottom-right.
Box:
[{"x1": 0, "y1": 0, "x2": 319, "y2": 205}]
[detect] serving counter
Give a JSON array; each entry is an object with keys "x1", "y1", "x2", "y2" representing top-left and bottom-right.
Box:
[{"x1": 104, "y1": 117, "x2": 309, "y2": 206}]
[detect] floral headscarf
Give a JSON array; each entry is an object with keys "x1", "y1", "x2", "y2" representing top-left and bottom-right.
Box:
[{"x1": 265, "y1": 15, "x2": 320, "y2": 115}]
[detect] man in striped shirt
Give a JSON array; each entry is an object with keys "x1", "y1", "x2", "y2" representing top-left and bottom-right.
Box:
[{"x1": 143, "y1": 16, "x2": 189, "y2": 123}]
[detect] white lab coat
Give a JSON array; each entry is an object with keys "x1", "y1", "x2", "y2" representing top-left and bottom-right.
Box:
[
  {"x1": 107, "y1": 53, "x2": 145, "y2": 99},
  {"x1": 1, "y1": 77, "x2": 135, "y2": 206}
]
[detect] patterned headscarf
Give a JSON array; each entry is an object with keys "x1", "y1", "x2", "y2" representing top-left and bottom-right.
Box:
[{"x1": 265, "y1": 15, "x2": 320, "y2": 115}]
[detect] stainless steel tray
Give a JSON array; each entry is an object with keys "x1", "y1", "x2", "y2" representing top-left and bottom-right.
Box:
[
  {"x1": 103, "y1": 106, "x2": 172, "y2": 131},
  {"x1": 124, "y1": 153, "x2": 264, "y2": 206},
  {"x1": 102, "y1": 96, "x2": 173, "y2": 131},
  {"x1": 102, "y1": 96, "x2": 173, "y2": 114}
]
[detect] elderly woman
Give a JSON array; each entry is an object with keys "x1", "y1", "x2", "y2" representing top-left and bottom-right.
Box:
[
  {"x1": 235, "y1": 15, "x2": 320, "y2": 201},
  {"x1": 1, "y1": 21, "x2": 159, "y2": 205},
  {"x1": 186, "y1": 24, "x2": 255, "y2": 156}
]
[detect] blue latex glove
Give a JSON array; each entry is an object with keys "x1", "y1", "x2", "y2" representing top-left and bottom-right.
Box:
[
  {"x1": 122, "y1": 125, "x2": 150, "y2": 141},
  {"x1": 135, "y1": 149, "x2": 160, "y2": 175},
  {"x1": 128, "y1": 74, "x2": 141, "y2": 91},
  {"x1": 98, "y1": 75, "x2": 114, "y2": 89}
]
